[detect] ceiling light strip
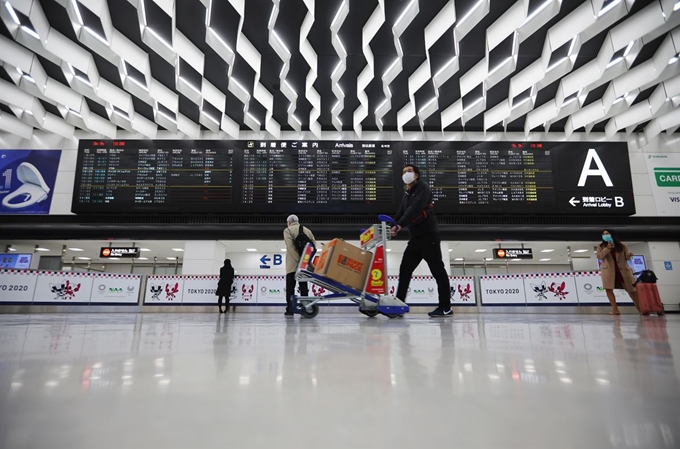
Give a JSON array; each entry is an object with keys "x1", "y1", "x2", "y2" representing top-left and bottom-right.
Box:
[
  {"x1": 300, "y1": 0, "x2": 321, "y2": 137},
  {"x1": 330, "y1": 0, "x2": 349, "y2": 132},
  {"x1": 268, "y1": 0, "x2": 300, "y2": 132},
  {"x1": 376, "y1": 0, "x2": 419, "y2": 131},
  {"x1": 353, "y1": 0, "x2": 385, "y2": 138}
]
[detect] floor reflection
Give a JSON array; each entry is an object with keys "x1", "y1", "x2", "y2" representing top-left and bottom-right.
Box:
[{"x1": 0, "y1": 313, "x2": 678, "y2": 448}]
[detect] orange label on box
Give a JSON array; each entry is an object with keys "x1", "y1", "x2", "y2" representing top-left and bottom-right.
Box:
[{"x1": 336, "y1": 254, "x2": 365, "y2": 273}]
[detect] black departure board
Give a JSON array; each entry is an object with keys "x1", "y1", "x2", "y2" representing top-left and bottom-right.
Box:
[
  {"x1": 402, "y1": 142, "x2": 557, "y2": 213},
  {"x1": 72, "y1": 141, "x2": 235, "y2": 213},
  {"x1": 72, "y1": 140, "x2": 634, "y2": 215},
  {"x1": 240, "y1": 141, "x2": 395, "y2": 213}
]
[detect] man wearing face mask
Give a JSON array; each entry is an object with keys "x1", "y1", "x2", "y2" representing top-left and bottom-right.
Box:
[{"x1": 391, "y1": 165, "x2": 453, "y2": 317}]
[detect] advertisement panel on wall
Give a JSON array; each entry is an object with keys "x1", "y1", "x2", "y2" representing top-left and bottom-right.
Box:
[
  {"x1": 0, "y1": 269, "x2": 39, "y2": 303},
  {"x1": 144, "y1": 275, "x2": 184, "y2": 304},
  {"x1": 450, "y1": 276, "x2": 476, "y2": 305},
  {"x1": 33, "y1": 271, "x2": 95, "y2": 304},
  {"x1": 90, "y1": 274, "x2": 141, "y2": 304},
  {"x1": 401, "y1": 276, "x2": 439, "y2": 304},
  {"x1": 573, "y1": 271, "x2": 634, "y2": 304},
  {"x1": 523, "y1": 272, "x2": 578, "y2": 304},
  {"x1": 257, "y1": 276, "x2": 286, "y2": 305},
  {"x1": 0, "y1": 253, "x2": 32, "y2": 269},
  {"x1": 231, "y1": 276, "x2": 258, "y2": 304},
  {"x1": 0, "y1": 149, "x2": 61, "y2": 214},
  {"x1": 645, "y1": 153, "x2": 680, "y2": 216},
  {"x1": 480, "y1": 274, "x2": 526, "y2": 305},
  {"x1": 182, "y1": 275, "x2": 219, "y2": 304}
]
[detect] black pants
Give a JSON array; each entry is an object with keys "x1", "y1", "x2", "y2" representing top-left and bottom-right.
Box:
[
  {"x1": 218, "y1": 295, "x2": 229, "y2": 309},
  {"x1": 396, "y1": 233, "x2": 451, "y2": 309},
  {"x1": 286, "y1": 272, "x2": 308, "y2": 312}
]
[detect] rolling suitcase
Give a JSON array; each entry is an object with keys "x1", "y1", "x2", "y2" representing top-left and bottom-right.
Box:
[{"x1": 636, "y1": 283, "x2": 665, "y2": 316}]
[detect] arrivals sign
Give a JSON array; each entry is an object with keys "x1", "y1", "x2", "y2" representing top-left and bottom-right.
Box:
[
  {"x1": 100, "y1": 247, "x2": 140, "y2": 258},
  {"x1": 493, "y1": 248, "x2": 533, "y2": 259},
  {"x1": 645, "y1": 153, "x2": 680, "y2": 216}
]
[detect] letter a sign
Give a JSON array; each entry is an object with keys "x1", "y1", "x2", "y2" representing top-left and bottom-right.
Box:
[{"x1": 578, "y1": 149, "x2": 613, "y2": 187}]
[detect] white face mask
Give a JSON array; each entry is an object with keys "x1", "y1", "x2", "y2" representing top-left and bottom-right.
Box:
[{"x1": 402, "y1": 172, "x2": 416, "y2": 184}]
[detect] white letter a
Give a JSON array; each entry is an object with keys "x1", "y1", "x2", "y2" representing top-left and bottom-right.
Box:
[{"x1": 578, "y1": 149, "x2": 613, "y2": 187}]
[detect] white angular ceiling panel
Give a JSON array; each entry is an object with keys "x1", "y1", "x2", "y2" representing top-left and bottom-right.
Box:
[{"x1": 0, "y1": 0, "x2": 677, "y2": 140}]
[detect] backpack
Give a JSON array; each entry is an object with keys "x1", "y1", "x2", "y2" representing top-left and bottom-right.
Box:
[{"x1": 293, "y1": 225, "x2": 314, "y2": 256}]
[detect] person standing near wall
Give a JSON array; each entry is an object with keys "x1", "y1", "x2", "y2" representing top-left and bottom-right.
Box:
[
  {"x1": 391, "y1": 165, "x2": 453, "y2": 317},
  {"x1": 596, "y1": 230, "x2": 641, "y2": 315},
  {"x1": 284, "y1": 215, "x2": 316, "y2": 316},
  {"x1": 216, "y1": 259, "x2": 234, "y2": 313}
]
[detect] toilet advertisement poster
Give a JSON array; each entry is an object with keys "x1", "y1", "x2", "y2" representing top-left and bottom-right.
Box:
[
  {"x1": 0, "y1": 150, "x2": 61, "y2": 214},
  {"x1": 645, "y1": 153, "x2": 680, "y2": 216}
]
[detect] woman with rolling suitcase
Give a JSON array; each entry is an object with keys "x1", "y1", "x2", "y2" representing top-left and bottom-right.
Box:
[{"x1": 596, "y1": 230, "x2": 641, "y2": 315}]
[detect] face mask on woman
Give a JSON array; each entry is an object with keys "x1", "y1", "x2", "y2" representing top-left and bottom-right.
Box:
[
  {"x1": 602, "y1": 234, "x2": 614, "y2": 244},
  {"x1": 402, "y1": 172, "x2": 416, "y2": 184}
]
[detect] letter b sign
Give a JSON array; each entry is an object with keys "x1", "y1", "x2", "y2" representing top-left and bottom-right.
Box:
[{"x1": 273, "y1": 254, "x2": 283, "y2": 266}]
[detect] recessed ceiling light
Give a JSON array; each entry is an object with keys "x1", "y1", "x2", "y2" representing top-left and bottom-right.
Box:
[
  {"x1": 484, "y1": 257, "x2": 493, "y2": 261},
  {"x1": 246, "y1": 248, "x2": 257, "y2": 252},
  {"x1": 137, "y1": 257, "x2": 149, "y2": 261},
  {"x1": 448, "y1": 249, "x2": 453, "y2": 252},
  {"x1": 475, "y1": 249, "x2": 487, "y2": 253},
  {"x1": 77, "y1": 257, "x2": 91, "y2": 260},
  {"x1": 35, "y1": 247, "x2": 50, "y2": 251},
  {"x1": 68, "y1": 248, "x2": 84, "y2": 251},
  {"x1": 386, "y1": 249, "x2": 391, "y2": 252},
  {"x1": 454, "y1": 257, "x2": 464, "y2": 261},
  {"x1": 172, "y1": 248, "x2": 184, "y2": 252},
  {"x1": 140, "y1": 248, "x2": 151, "y2": 252},
  {"x1": 280, "y1": 248, "x2": 287, "y2": 252},
  {"x1": 541, "y1": 249, "x2": 555, "y2": 253},
  {"x1": 166, "y1": 257, "x2": 177, "y2": 260},
  {"x1": 8, "y1": 248, "x2": 16, "y2": 252},
  {"x1": 512, "y1": 258, "x2": 522, "y2": 261},
  {"x1": 573, "y1": 249, "x2": 589, "y2": 253},
  {"x1": 539, "y1": 258, "x2": 551, "y2": 261}
]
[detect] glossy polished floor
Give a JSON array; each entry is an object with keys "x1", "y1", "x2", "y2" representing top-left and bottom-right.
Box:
[{"x1": 1, "y1": 313, "x2": 679, "y2": 449}]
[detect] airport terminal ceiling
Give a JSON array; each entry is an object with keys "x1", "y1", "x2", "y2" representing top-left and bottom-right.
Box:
[{"x1": 0, "y1": 0, "x2": 678, "y2": 138}]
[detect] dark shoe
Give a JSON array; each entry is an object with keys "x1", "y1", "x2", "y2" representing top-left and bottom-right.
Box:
[
  {"x1": 428, "y1": 307, "x2": 453, "y2": 317},
  {"x1": 284, "y1": 310, "x2": 294, "y2": 316}
]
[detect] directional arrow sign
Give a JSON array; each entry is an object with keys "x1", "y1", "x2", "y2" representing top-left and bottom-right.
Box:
[
  {"x1": 260, "y1": 255, "x2": 271, "y2": 265},
  {"x1": 569, "y1": 197, "x2": 580, "y2": 207}
]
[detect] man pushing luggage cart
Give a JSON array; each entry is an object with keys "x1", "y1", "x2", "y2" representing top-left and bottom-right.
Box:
[{"x1": 291, "y1": 215, "x2": 409, "y2": 319}]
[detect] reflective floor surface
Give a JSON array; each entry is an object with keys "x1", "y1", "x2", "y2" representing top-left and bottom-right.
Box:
[{"x1": 1, "y1": 313, "x2": 679, "y2": 449}]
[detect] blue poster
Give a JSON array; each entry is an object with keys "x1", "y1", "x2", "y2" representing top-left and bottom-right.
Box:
[
  {"x1": 0, "y1": 149, "x2": 61, "y2": 214},
  {"x1": 0, "y1": 253, "x2": 32, "y2": 269}
]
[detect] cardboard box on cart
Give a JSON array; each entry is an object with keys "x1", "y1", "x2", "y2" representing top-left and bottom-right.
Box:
[{"x1": 315, "y1": 239, "x2": 372, "y2": 291}]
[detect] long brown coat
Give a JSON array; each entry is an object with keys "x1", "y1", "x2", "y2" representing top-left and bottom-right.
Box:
[{"x1": 596, "y1": 243, "x2": 637, "y2": 292}]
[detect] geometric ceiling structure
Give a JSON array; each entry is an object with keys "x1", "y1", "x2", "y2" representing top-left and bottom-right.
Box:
[{"x1": 0, "y1": 0, "x2": 678, "y2": 143}]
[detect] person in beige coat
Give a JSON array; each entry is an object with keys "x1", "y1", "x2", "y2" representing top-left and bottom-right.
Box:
[
  {"x1": 596, "y1": 229, "x2": 641, "y2": 315},
  {"x1": 283, "y1": 215, "x2": 316, "y2": 316}
]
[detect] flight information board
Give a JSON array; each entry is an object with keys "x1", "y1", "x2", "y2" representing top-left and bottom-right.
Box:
[
  {"x1": 72, "y1": 141, "x2": 236, "y2": 213},
  {"x1": 402, "y1": 142, "x2": 557, "y2": 213},
  {"x1": 240, "y1": 141, "x2": 395, "y2": 213},
  {"x1": 71, "y1": 140, "x2": 634, "y2": 215}
]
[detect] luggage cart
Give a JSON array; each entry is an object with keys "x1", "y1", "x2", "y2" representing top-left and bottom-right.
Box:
[{"x1": 292, "y1": 215, "x2": 409, "y2": 319}]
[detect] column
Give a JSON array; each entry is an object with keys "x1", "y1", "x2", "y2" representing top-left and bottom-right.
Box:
[{"x1": 182, "y1": 241, "x2": 227, "y2": 275}]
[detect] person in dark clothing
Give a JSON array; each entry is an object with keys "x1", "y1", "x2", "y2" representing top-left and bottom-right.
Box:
[
  {"x1": 391, "y1": 164, "x2": 452, "y2": 317},
  {"x1": 216, "y1": 259, "x2": 235, "y2": 313}
]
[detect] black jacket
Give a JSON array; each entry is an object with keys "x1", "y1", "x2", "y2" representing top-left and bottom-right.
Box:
[
  {"x1": 395, "y1": 180, "x2": 439, "y2": 239},
  {"x1": 216, "y1": 265, "x2": 235, "y2": 296}
]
